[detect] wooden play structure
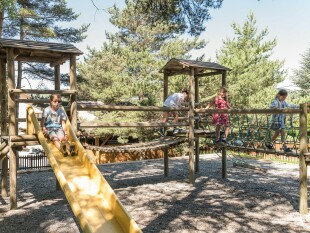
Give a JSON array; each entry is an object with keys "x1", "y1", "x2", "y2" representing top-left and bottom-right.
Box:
[
  {"x1": 76, "y1": 58, "x2": 309, "y2": 215},
  {"x1": 0, "y1": 37, "x2": 309, "y2": 233},
  {"x1": 0, "y1": 38, "x2": 141, "y2": 232}
]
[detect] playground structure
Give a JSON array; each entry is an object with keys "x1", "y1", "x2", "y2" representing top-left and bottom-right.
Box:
[
  {"x1": 0, "y1": 38, "x2": 141, "y2": 232},
  {"x1": 0, "y1": 38, "x2": 309, "y2": 232}
]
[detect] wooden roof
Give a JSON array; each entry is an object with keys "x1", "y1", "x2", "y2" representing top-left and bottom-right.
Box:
[
  {"x1": 160, "y1": 58, "x2": 231, "y2": 76},
  {"x1": 0, "y1": 38, "x2": 83, "y2": 67}
]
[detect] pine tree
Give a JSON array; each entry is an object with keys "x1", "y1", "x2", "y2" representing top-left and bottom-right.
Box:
[
  {"x1": 293, "y1": 47, "x2": 310, "y2": 96},
  {"x1": 79, "y1": 1, "x2": 206, "y2": 104},
  {"x1": 78, "y1": 1, "x2": 208, "y2": 141},
  {"x1": 127, "y1": 0, "x2": 223, "y2": 36},
  {"x1": 216, "y1": 12, "x2": 286, "y2": 107}
]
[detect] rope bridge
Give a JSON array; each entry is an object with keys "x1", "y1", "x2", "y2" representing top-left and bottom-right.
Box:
[{"x1": 85, "y1": 136, "x2": 186, "y2": 153}]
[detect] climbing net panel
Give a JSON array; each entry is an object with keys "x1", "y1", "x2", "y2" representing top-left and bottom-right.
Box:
[{"x1": 199, "y1": 113, "x2": 306, "y2": 153}]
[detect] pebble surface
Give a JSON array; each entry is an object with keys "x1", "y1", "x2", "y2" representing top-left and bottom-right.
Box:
[{"x1": 1, "y1": 154, "x2": 310, "y2": 233}]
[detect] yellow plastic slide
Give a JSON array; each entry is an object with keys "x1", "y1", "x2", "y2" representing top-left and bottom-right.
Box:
[{"x1": 27, "y1": 106, "x2": 141, "y2": 233}]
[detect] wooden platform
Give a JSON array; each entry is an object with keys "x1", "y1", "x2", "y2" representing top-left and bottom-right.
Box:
[
  {"x1": 204, "y1": 142, "x2": 300, "y2": 157},
  {"x1": 167, "y1": 129, "x2": 215, "y2": 137}
]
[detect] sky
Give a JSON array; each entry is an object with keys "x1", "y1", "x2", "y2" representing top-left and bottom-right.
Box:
[{"x1": 65, "y1": 0, "x2": 310, "y2": 89}]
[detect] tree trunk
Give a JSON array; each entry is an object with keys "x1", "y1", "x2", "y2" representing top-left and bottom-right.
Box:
[{"x1": 0, "y1": 11, "x2": 4, "y2": 37}]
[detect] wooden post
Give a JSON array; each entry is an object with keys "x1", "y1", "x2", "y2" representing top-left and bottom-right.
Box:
[
  {"x1": 163, "y1": 73, "x2": 169, "y2": 134},
  {"x1": 194, "y1": 71, "x2": 199, "y2": 173},
  {"x1": 55, "y1": 65, "x2": 60, "y2": 90},
  {"x1": 70, "y1": 55, "x2": 77, "y2": 132},
  {"x1": 222, "y1": 70, "x2": 227, "y2": 87},
  {"x1": 7, "y1": 48, "x2": 17, "y2": 209},
  {"x1": 299, "y1": 103, "x2": 308, "y2": 215},
  {"x1": 0, "y1": 58, "x2": 8, "y2": 197},
  {"x1": 164, "y1": 148, "x2": 168, "y2": 177},
  {"x1": 163, "y1": 73, "x2": 168, "y2": 101},
  {"x1": 188, "y1": 67, "x2": 195, "y2": 183},
  {"x1": 221, "y1": 70, "x2": 227, "y2": 178},
  {"x1": 26, "y1": 107, "x2": 35, "y2": 135}
]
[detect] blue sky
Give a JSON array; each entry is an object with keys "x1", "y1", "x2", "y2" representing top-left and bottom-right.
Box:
[{"x1": 66, "y1": 0, "x2": 310, "y2": 88}]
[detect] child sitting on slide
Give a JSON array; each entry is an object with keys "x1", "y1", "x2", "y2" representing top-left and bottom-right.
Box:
[{"x1": 41, "y1": 94, "x2": 75, "y2": 156}]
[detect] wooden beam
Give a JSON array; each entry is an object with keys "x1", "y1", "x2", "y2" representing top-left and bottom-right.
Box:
[
  {"x1": 299, "y1": 103, "x2": 308, "y2": 215},
  {"x1": 1, "y1": 157, "x2": 8, "y2": 196},
  {"x1": 0, "y1": 146, "x2": 9, "y2": 156},
  {"x1": 50, "y1": 55, "x2": 70, "y2": 67},
  {"x1": 0, "y1": 58, "x2": 8, "y2": 197},
  {"x1": 222, "y1": 70, "x2": 227, "y2": 87},
  {"x1": 70, "y1": 55, "x2": 77, "y2": 132},
  {"x1": 188, "y1": 67, "x2": 195, "y2": 183},
  {"x1": 77, "y1": 104, "x2": 189, "y2": 112},
  {"x1": 15, "y1": 99, "x2": 50, "y2": 104},
  {"x1": 194, "y1": 69, "x2": 200, "y2": 173},
  {"x1": 194, "y1": 71, "x2": 222, "y2": 78},
  {"x1": 221, "y1": 70, "x2": 227, "y2": 179},
  {"x1": 11, "y1": 141, "x2": 39, "y2": 147},
  {"x1": 7, "y1": 48, "x2": 17, "y2": 209},
  {"x1": 14, "y1": 56, "x2": 55, "y2": 63},
  {"x1": 0, "y1": 58, "x2": 6, "y2": 135},
  {"x1": 195, "y1": 108, "x2": 301, "y2": 114},
  {"x1": 164, "y1": 73, "x2": 168, "y2": 102},
  {"x1": 0, "y1": 141, "x2": 7, "y2": 151},
  {"x1": 30, "y1": 50, "x2": 62, "y2": 57},
  {"x1": 55, "y1": 65, "x2": 60, "y2": 90},
  {"x1": 9, "y1": 89, "x2": 77, "y2": 94},
  {"x1": 79, "y1": 122, "x2": 189, "y2": 128},
  {"x1": 10, "y1": 135, "x2": 38, "y2": 142}
]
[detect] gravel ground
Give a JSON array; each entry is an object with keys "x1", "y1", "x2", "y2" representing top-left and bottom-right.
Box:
[{"x1": 1, "y1": 154, "x2": 310, "y2": 233}]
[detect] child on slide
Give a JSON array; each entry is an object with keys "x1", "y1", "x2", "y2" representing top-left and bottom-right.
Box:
[{"x1": 41, "y1": 94, "x2": 75, "y2": 156}]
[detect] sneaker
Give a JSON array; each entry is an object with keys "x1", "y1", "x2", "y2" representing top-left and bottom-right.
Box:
[
  {"x1": 69, "y1": 142, "x2": 77, "y2": 156},
  {"x1": 60, "y1": 142, "x2": 68, "y2": 157},
  {"x1": 265, "y1": 142, "x2": 273, "y2": 150},
  {"x1": 215, "y1": 139, "x2": 221, "y2": 143},
  {"x1": 284, "y1": 148, "x2": 292, "y2": 153},
  {"x1": 222, "y1": 139, "x2": 227, "y2": 143},
  {"x1": 173, "y1": 128, "x2": 180, "y2": 134},
  {"x1": 158, "y1": 128, "x2": 165, "y2": 136}
]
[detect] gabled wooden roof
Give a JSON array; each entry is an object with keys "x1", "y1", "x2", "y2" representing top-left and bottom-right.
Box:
[
  {"x1": 0, "y1": 38, "x2": 82, "y2": 67},
  {"x1": 160, "y1": 58, "x2": 230, "y2": 76}
]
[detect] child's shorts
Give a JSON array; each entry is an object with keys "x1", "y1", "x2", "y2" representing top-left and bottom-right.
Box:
[
  {"x1": 270, "y1": 122, "x2": 285, "y2": 131},
  {"x1": 47, "y1": 128, "x2": 65, "y2": 140}
]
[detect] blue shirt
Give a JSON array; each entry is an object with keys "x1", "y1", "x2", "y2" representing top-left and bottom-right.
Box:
[{"x1": 43, "y1": 106, "x2": 67, "y2": 129}]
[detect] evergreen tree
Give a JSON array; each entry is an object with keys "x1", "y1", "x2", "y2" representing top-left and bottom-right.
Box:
[
  {"x1": 216, "y1": 12, "x2": 285, "y2": 107},
  {"x1": 79, "y1": 1, "x2": 206, "y2": 104},
  {"x1": 293, "y1": 47, "x2": 310, "y2": 96},
  {"x1": 1, "y1": 0, "x2": 89, "y2": 87},
  {"x1": 127, "y1": 0, "x2": 223, "y2": 36},
  {"x1": 78, "y1": 1, "x2": 207, "y2": 141},
  {"x1": 0, "y1": 0, "x2": 17, "y2": 37}
]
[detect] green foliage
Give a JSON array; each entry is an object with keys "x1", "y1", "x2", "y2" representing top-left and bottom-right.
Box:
[
  {"x1": 293, "y1": 47, "x2": 310, "y2": 96},
  {"x1": 216, "y1": 12, "x2": 286, "y2": 108},
  {"x1": 0, "y1": 0, "x2": 17, "y2": 17},
  {"x1": 78, "y1": 3, "x2": 206, "y2": 105},
  {"x1": 78, "y1": 1, "x2": 210, "y2": 140},
  {"x1": 129, "y1": 0, "x2": 223, "y2": 36}
]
